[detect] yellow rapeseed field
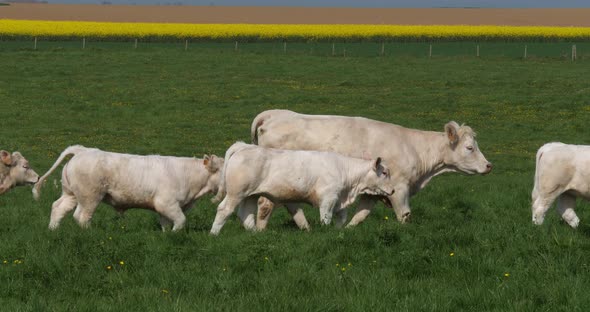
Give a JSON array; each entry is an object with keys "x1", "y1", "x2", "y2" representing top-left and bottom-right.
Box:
[{"x1": 0, "y1": 19, "x2": 589, "y2": 41}]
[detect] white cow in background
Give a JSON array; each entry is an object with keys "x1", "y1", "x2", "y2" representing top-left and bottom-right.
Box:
[
  {"x1": 0, "y1": 150, "x2": 39, "y2": 195},
  {"x1": 210, "y1": 142, "x2": 395, "y2": 235},
  {"x1": 33, "y1": 145, "x2": 223, "y2": 231},
  {"x1": 251, "y1": 109, "x2": 492, "y2": 229},
  {"x1": 532, "y1": 142, "x2": 590, "y2": 228}
]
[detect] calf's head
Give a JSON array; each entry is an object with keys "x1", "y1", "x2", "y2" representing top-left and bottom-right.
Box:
[
  {"x1": 203, "y1": 154, "x2": 224, "y2": 193},
  {"x1": 443, "y1": 122, "x2": 492, "y2": 175},
  {"x1": 1, "y1": 150, "x2": 39, "y2": 186},
  {"x1": 360, "y1": 157, "x2": 395, "y2": 196}
]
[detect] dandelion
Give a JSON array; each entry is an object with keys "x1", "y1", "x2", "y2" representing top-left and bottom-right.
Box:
[
  {"x1": 341, "y1": 267, "x2": 346, "y2": 272},
  {"x1": 108, "y1": 236, "x2": 112, "y2": 240},
  {"x1": 106, "y1": 265, "x2": 113, "y2": 270},
  {"x1": 3, "y1": 260, "x2": 7, "y2": 264},
  {"x1": 336, "y1": 263, "x2": 340, "y2": 267},
  {"x1": 264, "y1": 256, "x2": 269, "y2": 261},
  {"x1": 119, "y1": 261, "x2": 125, "y2": 265},
  {"x1": 162, "y1": 289, "x2": 169, "y2": 294},
  {"x1": 504, "y1": 272, "x2": 510, "y2": 278},
  {"x1": 384, "y1": 216, "x2": 389, "y2": 220},
  {"x1": 450, "y1": 252, "x2": 455, "y2": 257},
  {"x1": 348, "y1": 262, "x2": 352, "y2": 267}
]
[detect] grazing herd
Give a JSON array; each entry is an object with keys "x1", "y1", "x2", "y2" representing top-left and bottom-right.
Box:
[{"x1": 0, "y1": 109, "x2": 586, "y2": 233}]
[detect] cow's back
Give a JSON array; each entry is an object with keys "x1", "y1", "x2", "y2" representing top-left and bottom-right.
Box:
[{"x1": 253, "y1": 110, "x2": 435, "y2": 183}]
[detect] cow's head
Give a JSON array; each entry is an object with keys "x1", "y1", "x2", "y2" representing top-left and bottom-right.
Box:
[
  {"x1": 1, "y1": 150, "x2": 39, "y2": 186},
  {"x1": 203, "y1": 154, "x2": 224, "y2": 193},
  {"x1": 360, "y1": 157, "x2": 395, "y2": 196},
  {"x1": 443, "y1": 122, "x2": 492, "y2": 175}
]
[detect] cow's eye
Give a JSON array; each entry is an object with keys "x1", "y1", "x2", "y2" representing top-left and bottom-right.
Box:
[{"x1": 466, "y1": 146, "x2": 474, "y2": 151}]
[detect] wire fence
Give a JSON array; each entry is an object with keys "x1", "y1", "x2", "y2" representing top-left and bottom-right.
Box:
[{"x1": 0, "y1": 39, "x2": 587, "y2": 60}]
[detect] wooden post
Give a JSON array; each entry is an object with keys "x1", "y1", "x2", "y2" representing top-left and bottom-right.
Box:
[
  {"x1": 82, "y1": 37, "x2": 86, "y2": 49},
  {"x1": 34, "y1": 37, "x2": 37, "y2": 50},
  {"x1": 476, "y1": 44, "x2": 479, "y2": 57},
  {"x1": 572, "y1": 44, "x2": 577, "y2": 61},
  {"x1": 332, "y1": 43, "x2": 335, "y2": 56},
  {"x1": 235, "y1": 41, "x2": 238, "y2": 52},
  {"x1": 429, "y1": 44, "x2": 432, "y2": 58},
  {"x1": 380, "y1": 42, "x2": 385, "y2": 56},
  {"x1": 134, "y1": 38, "x2": 138, "y2": 49},
  {"x1": 524, "y1": 45, "x2": 527, "y2": 59},
  {"x1": 185, "y1": 39, "x2": 188, "y2": 51},
  {"x1": 283, "y1": 41, "x2": 287, "y2": 54},
  {"x1": 343, "y1": 48, "x2": 346, "y2": 58}
]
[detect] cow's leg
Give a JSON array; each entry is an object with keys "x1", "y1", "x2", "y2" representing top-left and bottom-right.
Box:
[
  {"x1": 159, "y1": 215, "x2": 172, "y2": 232},
  {"x1": 390, "y1": 187, "x2": 411, "y2": 223},
  {"x1": 346, "y1": 195, "x2": 377, "y2": 227},
  {"x1": 210, "y1": 196, "x2": 241, "y2": 235},
  {"x1": 556, "y1": 193, "x2": 579, "y2": 228},
  {"x1": 48, "y1": 193, "x2": 77, "y2": 230},
  {"x1": 237, "y1": 197, "x2": 257, "y2": 231},
  {"x1": 334, "y1": 208, "x2": 348, "y2": 228},
  {"x1": 256, "y1": 196, "x2": 275, "y2": 231},
  {"x1": 319, "y1": 197, "x2": 338, "y2": 225},
  {"x1": 285, "y1": 203, "x2": 310, "y2": 231},
  {"x1": 532, "y1": 192, "x2": 559, "y2": 226},
  {"x1": 72, "y1": 197, "x2": 101, "y2": 229},
  {"x1": 157, "y1": 203, "x2": 186, "y2": 232}
]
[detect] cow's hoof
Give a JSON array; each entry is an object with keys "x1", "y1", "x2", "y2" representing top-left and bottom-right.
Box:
[{"x1": 401, "y1": 212, "x2": 411, "y2": 224}]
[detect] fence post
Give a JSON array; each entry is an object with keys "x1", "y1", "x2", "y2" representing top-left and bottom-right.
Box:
[
  {"x1": 477, "y1": 44, "x2": 479, "y2": 57},
  {"x1": 283, "y1": 41, "x2": 287, "y2": 54},
  {"x1": 343, "y1": 48, "x2": 346, "y2": 58},
  {"x1": 134, "y1": 38, "x2": 138, "y2": 49},
  {"x1": 34, "y1": 37, "x2": 37, "y2": 50},
  {"x1": 429, "y1": 44, "x2": 432, "y2": 58},
  {"x1": 332, "y1": 43, "x2": 335, "y2": 56},
  {"x1": 572, "y1": 44, "x2": 577, "y2": 61},
  {"x1": 524, "y1": 45, "x2": 527, "y2": 59},
  {"x1": 380, "y1": 42, "x2": 385, "y2": 56},
  {"x1": 185, "y1": 39, "x2": 188, "y2": 51},
  {"x1": 235, "y1": 41, "x2": 238, "y2": 52},
  {"x1": 82, "y1": 37, "x2": 86, "y2": 49}
]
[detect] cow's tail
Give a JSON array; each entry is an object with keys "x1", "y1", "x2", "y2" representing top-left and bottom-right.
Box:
[
  {"x1": 251, "y1": 111, "x2": 274, "y2": 145},
  {"x1": 212, "y1": 141, "x2": 253, "y2": 203},
  {"x1": 33, "y1": 145, "x2": 89, "y2": 200},
  {"x1": 532, "y1": 142, "x2": 561, "y2": 201}
]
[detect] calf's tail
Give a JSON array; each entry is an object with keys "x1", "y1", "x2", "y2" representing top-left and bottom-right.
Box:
[
  {"x1": 33, "y1": 145, "x2": 89, "y2": 200},
  {"x1": 212, "y1": 141, "x2": 253, "y2": 203}
]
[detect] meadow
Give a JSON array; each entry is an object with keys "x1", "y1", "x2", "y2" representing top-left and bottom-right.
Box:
[{"x1": 1, "y1": 41, "x2": 590, "y2": 311}]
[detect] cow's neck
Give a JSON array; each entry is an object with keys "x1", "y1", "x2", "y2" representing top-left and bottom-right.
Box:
[
  {"x1": 412, "y1": 133, "x2": 455, "y2": 192},
  {"x1": 342, "y1": 160, "x2": 373, "y2": 208}
]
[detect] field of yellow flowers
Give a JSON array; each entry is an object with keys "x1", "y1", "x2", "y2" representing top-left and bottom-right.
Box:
[{"x1": 0, "y1": 19, "x2": 589, "y2": 41}]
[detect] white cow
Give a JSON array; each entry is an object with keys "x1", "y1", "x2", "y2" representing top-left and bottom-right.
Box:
[
  {"x1": 532, "y1": 142, "x2": 590, "y2": 228},
  {"x1": 0, "y1": 150, "x2": 39, "y2": 194},
  {"x1": 210, "y1": 142, "x2": 395, "y2": 235},
  {"x1": 251, "y1": 109, "x2": 492, "y2": 229},
  {"x1": 33, "y1": 145, "x2": 223, "y2": 231}
]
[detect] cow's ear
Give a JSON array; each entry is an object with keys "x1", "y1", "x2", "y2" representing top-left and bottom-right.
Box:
[
  {"x1": 373, "y1": 157, "x2": 382, "y2": 171},
  {"x1": 0, "y1": 151, "x2": 12, "y2": 166},
  {"x1": 203, "y1": 155, "x2": 210, "y2": 167},
  {"x1": 204, "y1": 155, "x2": 221, "y2": 172},
  {"x1": 445, "y1": 121, "x2": 460, "y2": 146}
]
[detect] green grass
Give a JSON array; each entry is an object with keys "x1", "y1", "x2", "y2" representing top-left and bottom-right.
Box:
[{"x1": 1, "y1": 41, "x2": 590, "y2": 311}]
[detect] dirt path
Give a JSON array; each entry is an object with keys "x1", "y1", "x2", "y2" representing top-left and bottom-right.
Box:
[{"x1": 1, "y1": 3, "x2": 589, "y2": 26}]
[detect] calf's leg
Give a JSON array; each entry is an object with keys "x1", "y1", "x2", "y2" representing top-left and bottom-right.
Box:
[
  {"x1": 48, "y1": 193, "x2": 77, "y2": 230},
  {"x1": 556, "y1": 193, "x2": 579, "y2": 228},
  {"x1": 72, "y1": 197, "x2": 101, "y2": 229},
  {"x1": 237, "y1": 197, "x2": 257, "y2": 231},
  {"x1": 256, "y1": 196, "x2": 275, "y2": 231},
  {"x1": 156, "y1": 202, "x2": 186, "y2": 231},
  {"x1": 319, "y1": 197, "x2": 338, "y2": 225},
  {"x1": 334, "y1": 208, "x2": 348, "y2": 228},
  {"x1": 346, "y1": 195, "x2": 377, "y2": 227},
  {"x1": 210, "y1": 196, "x2": 242, "y2": 235},
  {"x1": 531, "y1": 192, "x2": 559, "y2": 226},
  {"x1": 286, "y1": 203, "x2": 310, "y2": 231}
]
